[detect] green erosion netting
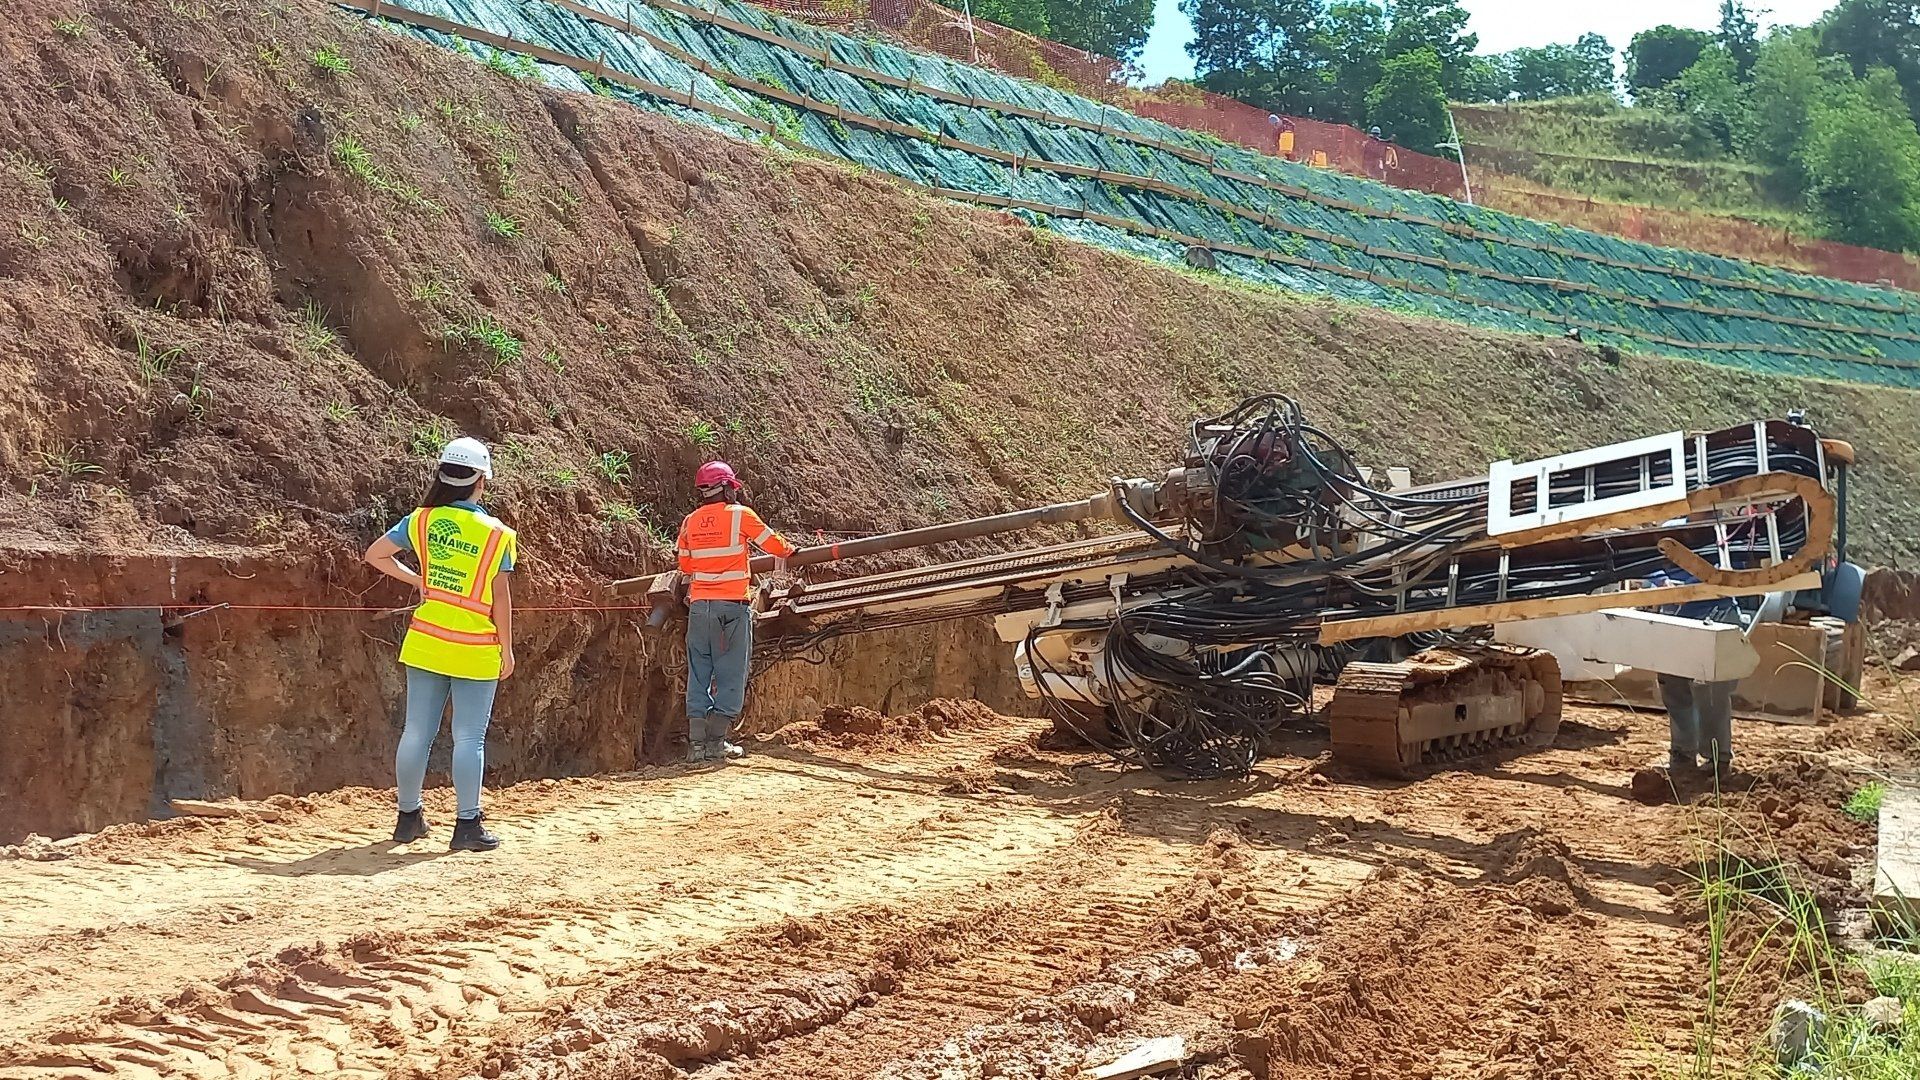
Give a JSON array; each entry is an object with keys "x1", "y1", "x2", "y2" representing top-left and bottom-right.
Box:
[{"x1": 346, "y1": 0, "x2": 1920, "y2": 388}]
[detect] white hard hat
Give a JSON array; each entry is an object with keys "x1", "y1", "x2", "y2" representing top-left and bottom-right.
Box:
[{"x1": 438, "y1": 437, "x2": 493, "y2": 482}]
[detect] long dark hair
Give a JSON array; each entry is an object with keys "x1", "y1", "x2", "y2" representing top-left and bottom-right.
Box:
[{"x1": 421, "y1": 464, "x2": 481, "y2": 508}]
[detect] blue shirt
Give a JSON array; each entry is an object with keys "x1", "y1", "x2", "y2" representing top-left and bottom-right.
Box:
[
  {"x1": 386, "y1": 501, "x2": 516, "y2": 572},
  {"x1": 1646, "y1": 568, "x2": 1744, "y2": 623}
]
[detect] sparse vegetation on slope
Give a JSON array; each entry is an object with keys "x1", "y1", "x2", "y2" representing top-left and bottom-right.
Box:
[{"x1": 0, "y1": 0, "x2": 1916, "y2": 580}]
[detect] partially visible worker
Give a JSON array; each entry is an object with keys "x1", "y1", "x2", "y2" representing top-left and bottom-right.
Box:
[
  {"x1": 676, "y1": 461, "x2": 794, "y2": 763},
  {"x1": 364, "y1": 437, "x2": 518, "y2": 851},
  {"x1": 1645, "y1": 563, "x2": 1789, "y2": 777}
]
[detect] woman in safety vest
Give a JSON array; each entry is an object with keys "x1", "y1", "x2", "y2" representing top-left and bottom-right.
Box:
[{"x1": 364, "y1": 437, "x2": 518, "y2": 851}]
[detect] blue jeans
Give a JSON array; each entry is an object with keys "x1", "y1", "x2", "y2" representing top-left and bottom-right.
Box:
[
  {"x1": 396, "y1": 666, "x2": 498, "y2": 819},
  {"x1": 686, "y1": 599, "x2": 752, "y2": 757}
]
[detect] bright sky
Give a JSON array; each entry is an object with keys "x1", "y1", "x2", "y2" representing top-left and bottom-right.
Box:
[{"x1": 1136, "y1": 0, "x2": 1837, "y2": 85}]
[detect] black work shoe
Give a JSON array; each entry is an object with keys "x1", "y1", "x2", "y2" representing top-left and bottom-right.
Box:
[
  {"x1": 450, "y1": 814, "x2": 500, "y2": 852},
  {"x1": 393, "y1": 808, "x2": 429, "y2": 843}
]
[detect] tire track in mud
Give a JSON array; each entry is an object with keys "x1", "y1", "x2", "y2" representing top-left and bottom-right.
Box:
[
  {"x1": 477, "y1": 823, "x2": 1339, "y2": 1080},
  {"x1": 0, "y1": 724, "x2": 1098, "y2": 1079},
  {"x1": 0, "y1": 800, "x2": 1082, "y2": 1078}
]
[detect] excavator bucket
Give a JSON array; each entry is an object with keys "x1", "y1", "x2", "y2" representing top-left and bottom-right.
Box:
[{"x1": 1327, "y1": 646, "x2": 1564, "y2": 776}]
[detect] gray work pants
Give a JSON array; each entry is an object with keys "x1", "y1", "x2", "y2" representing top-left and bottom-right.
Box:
[
  {"x1": 685, "y1": 599, "x2": 752, "y2": 761},
  {"x1": 1657, "y1": 673, "x2": 1735, "y2": 770}
]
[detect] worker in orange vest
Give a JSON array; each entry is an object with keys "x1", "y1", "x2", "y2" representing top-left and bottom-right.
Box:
[{"x1": 676, "y1": 461, "x2": 795, "y2": 762}]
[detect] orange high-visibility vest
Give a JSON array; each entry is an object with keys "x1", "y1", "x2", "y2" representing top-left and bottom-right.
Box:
[
  {"x1": 399, "y1": 505, "x2": 517, "y2": 679},
  {"x1": 676, "y1": 502, "x2": 794, "y2": 602}
]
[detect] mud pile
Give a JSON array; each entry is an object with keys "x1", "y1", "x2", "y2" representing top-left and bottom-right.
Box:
[
  {"x1": 1236, "y1": 870, "x2": 1619, "y2": 1079},
  {"x1": 775, "y1": 698, "x2": 1002, "y2": 752}
]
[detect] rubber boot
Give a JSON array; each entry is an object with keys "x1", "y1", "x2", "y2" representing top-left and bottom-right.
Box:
[
  {"x1": 393, "y1": 808, "x2": 429, "y2": 843},
  {"x1": 450, "y1": 813, "x2": 500, "y2": 852}
]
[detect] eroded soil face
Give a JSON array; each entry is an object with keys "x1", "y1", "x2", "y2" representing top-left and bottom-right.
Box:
[{"x1": 0, "y1": 688, "x2": 1897, "y2": 1080}]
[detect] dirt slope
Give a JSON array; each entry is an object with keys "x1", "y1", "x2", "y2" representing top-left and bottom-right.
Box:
[
  {"x1": 0, "y1": 693, "x2": 1895, "y2": 1079},
  {"x1": 2, "y1": 0, "x2": 1918, "y2": 575}
]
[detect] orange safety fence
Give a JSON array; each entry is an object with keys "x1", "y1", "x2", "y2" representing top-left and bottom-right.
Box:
[{"x1": 755, "y1": 0, "x2": 1468, "y2": 200}]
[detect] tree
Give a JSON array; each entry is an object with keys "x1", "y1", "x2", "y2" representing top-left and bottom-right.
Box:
[
  {"x1": 1181, "y1": 0, "x2": 1334, "y2": 114},
  {"x1": 1573, "y1": 32, "x2": 1615, "y2": 89},
  {"x1": 1315, "y1": 1, "x2": 1387, "y2": 124},
  {"x1": 1798, "y1": 70, "x2": 1920, "y2": 249},
  {"x1": 1747, "y1": 29, "x2": 1833, "y2": 181},
  {"x1": 1627, "y1": 25, "x2": 1713, "y2": 98},
  {"x1": 1384, "y1": 0, "x2": 1478, "y2": 94},
  {"x1": 1673, "y1": 45, "x2": 1751, "y2": 151},
  {"x1": 972, "y1": 0, "x2": 1050, "y2": 38},
  {"x1": 1367, "y1": 46, "x2": 1449, "y2": 152},
  {"x1": 1043, "y1": 0, "x2": 1158, "y2": 61},
  {"x1": 1819, "y1": 0, "x2": 1920, "y2": 123},
  {"x1": 1718, "y1": 1, "x2": 1760, "y2": 79},
  {"x1": 972, "y1": 0, "x2": 1157, "y2": 60},
  {"x1": 1500, "y1": 39, "x2": 1616, "y2": 101},
  {"x1": 1453, "y1": 53, "x2": 1514, "y2": 103}
]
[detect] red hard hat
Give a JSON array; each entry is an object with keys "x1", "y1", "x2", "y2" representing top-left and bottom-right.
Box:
[{"x1": 694, "y1": 460, "x2": 739, "y2": 489}]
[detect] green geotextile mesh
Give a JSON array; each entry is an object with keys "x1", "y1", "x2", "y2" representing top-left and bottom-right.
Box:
[{"x1": 357, "y1": 0, "x2": 1920, "y2": 388}]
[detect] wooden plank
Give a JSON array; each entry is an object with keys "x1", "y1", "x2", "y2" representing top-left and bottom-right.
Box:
[
  {"x1": 1084, "y1": 1036, "x2": 1187, "y2": 1079},
  {"x1": 1318, "y1": 572, "x2": 1822, "y2": 644},
  {"x1": 1875, "y1": 780, "x2": 1920, "y2": 930},
  {"x1": 169, "y1": 798, "x2": 284, "y2": 822},
  {"x1": 1564, "y1": 621, "x2": 1837, "y2": 726}
]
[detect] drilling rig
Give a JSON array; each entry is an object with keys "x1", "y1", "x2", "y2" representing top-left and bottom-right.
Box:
[{"x1": 612, "y1": 395, "x2": 1848, "y2": 779}]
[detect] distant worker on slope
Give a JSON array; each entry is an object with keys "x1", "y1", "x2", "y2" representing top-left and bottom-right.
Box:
[
  {"x1": 364, "y1": 438, "x2": 518, "y2": 852},
  {"x1": 676, "y1": 460, "x2": 793, "y2": 763}
]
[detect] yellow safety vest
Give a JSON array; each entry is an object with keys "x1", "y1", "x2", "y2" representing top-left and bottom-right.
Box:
[{"x1": 398, "y1": 505, "x2": 517, "y2": 680}]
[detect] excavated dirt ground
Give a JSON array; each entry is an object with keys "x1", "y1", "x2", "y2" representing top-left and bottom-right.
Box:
[{"x1": 1, "y1": 683, "x2": 1908, "y2": 1080}]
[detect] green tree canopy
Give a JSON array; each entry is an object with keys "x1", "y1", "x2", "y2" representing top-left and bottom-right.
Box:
[
  {"x1": 1818, "y1": 0, "x2": 1920, "y2": 122},
  {"x1": 1627, "y1": 24, "x2": 1714, "y2": 98},
  {"x1": 1672, "y1": 44, "x2": 1750, "y2": 150},
  {"x1": 1316, "y1": 1, "x2": 1387, "y2": 125},
  {"x1": 973, "y1": 0, "x2": 1156, "y2": 60},
  {"x1": 1719, "y1": 1, "x2": 1761, "y2": 78},
  {"x1": 972, "y1": 0, "x2": 1051, "y2": 40},
  {"x1": 1452, "y1": 53, "x2": 1513, "y2": 103},
  {"x1": 1367, "y1": 46, "x2": 1450, "y2": 151},
  {"x1": 1045, "y1": 0, "x2": 1158, "y2": 60},
  {"x1": 1180, "y1": 0, "x2": 1333, "y2": 114},
  {"x1": 1498, "y1": 37, "x2": 1616, "y2": 101},
  {"x1": 1747, "y1": 28, "x2": 1834, "y2": 182},
  {"x1": 1797, "y1": 66, "x2": 1920, "y2": 248},
  {"x1": 1384, "y1": 0, "x2": 1478, "y2": 93}
]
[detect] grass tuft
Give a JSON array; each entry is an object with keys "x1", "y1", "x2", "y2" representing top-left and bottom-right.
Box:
[
  {"x1": 39, "y1": 445, "x2": 102, "y2": 478},
  {"x1": 311, "y1": 45, "x2": 351, "y2": 76},
  {"x1": 444, "y1": 316, "x2": 523, "y2": 373},
  {"x1": 1845, "y1": 782, "x2": 1888, "y2": 824},
  {"x1": 484, "y1": 211, "x2": 521, "y2": 240},
  {"x1": 594, "y1": 449, "x2": 632, "y2": 484}
]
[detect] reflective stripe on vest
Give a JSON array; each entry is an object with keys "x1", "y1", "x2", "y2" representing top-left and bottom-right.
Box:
[
  {"x1": 691, "y1": 569, "x2": 749, "y2": 582},
  {"x1": 407, "y1": 618, "x2": 501, "y2": 646}
]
